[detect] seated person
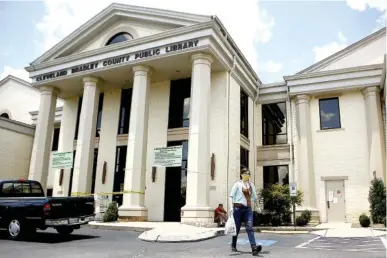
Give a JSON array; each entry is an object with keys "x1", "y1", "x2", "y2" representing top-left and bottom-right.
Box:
[{"x1": 214, "y1": 204, "x2": 228, "y2": 226}]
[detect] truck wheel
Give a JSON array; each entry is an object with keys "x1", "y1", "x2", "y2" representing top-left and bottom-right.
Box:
[
  {"x1": 56, "y1": 227, "x2": 74, "y2": 236},
  {"x1": 7, "y1": 218, "x2": 23, "y2": 240}
]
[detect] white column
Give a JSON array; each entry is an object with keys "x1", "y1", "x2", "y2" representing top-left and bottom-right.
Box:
[
  {"x1": 118, "y1": 65, "x2": 151, "y2": 221},
  {"x1": 181, "y1": 53, "x2": 213, "y2": 225},
  {"x1": 52, "y1": 97, "x2": 78, "y2": 196},
  {"x1": 72, "y1": 76, "x2": 100, "y2": 195},
  {"x1": 295, "y1": 94, "x2": 316, "y2": 209},
  {"x1": 362, "y1": 86, "x2": 386, "y2": 180},
  {"x1": 29, "y1": 86, "x2": 58, "y2": 191}
]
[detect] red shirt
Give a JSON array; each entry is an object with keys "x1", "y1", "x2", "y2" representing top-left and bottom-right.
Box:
[{"x1": 215, "y1": 207, "x2": 225, "y2": 217}]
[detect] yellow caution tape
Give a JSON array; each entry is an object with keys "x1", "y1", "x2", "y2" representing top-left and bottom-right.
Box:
[{"x1": 71, "y1": 190, "x2": 145, "y2": 197}]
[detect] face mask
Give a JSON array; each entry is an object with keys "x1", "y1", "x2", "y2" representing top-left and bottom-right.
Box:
[{"x1": 241, "y1": 174, "x2": 250, "y2": 181}]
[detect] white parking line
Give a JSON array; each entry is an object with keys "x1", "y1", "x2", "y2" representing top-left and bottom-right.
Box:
[
  {"x1": 295, "y1": 236, "x2": 321, "y2": 249},
  {"x1": 380, "y1": 237, "x2": 387, "y2": 249}
]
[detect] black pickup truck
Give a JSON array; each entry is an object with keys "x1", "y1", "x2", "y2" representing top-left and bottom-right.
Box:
[{"x1": 0, "y1": 179, "x2": 95, "y2": 240}]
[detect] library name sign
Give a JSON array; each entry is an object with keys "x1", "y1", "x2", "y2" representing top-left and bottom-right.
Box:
[{"x1": 35, "y1": 39, "x2": 200, "y2": 82}]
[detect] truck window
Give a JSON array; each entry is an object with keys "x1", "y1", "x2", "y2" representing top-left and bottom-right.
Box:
[{"x1": 0, "y1": 181, "x2": 44, "y2": 197}]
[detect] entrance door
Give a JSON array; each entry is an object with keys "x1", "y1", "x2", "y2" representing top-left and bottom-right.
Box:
[
  {"x1": 164, "y1": 141, "x2": 188, "y2": 222},
  {"x1": 326, "y1": 180, "x2": 346, "y2": 222},
  {"x1": 113, "y1": 146, "x2": 127, "y2": 206}
]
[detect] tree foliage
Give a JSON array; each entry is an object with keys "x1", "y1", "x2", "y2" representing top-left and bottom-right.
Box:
[{"x1": 368, "y1": 177, "x2": 386, "y2": 224}]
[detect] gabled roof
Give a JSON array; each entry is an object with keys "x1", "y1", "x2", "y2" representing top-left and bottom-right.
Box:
[
  {"x1": 30, "y1": 3, "x2": 212, "y2": 65},
  {"x1": 0, "y1": 75, "x2": 39, "y2": 92},
  {"x1": 297, "y1": 27, "x2": 386, "y2": 74}
]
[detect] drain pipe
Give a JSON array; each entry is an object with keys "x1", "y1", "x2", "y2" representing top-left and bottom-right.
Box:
[
  {"x1": 226, "y1": 55, "x2": 237, "y2": 212},
  {"x1": 286, "y1": 84, "x2": 295, "y2": 183},
  {"x1": 253, "y1": 82, "x2": 260, "y2": 188}
]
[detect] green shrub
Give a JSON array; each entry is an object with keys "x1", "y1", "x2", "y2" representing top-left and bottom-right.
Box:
[
  {"x1": 282, "y1": 211, "x2": 292, "y2": 225},
  {"x1": 103, "y1": 201, "x2": 119, "y2": 222},
  {"x1": 258, "y1": 184, "x2": 303, "y2": 225},
  {"x1": 359, "y1": 214, "x2": 371, "y2": 227},
  {"x1": 261, "y1": 213, "x2": 271, "y2": 225},
  {"x1": 368, "y1": 177, "x2": 386, "y2": 224},
  {"x1": 271, "y1": 214, "x2": 282, "y2": 226},
  {"x1": 301, "y1": 210, "x2": 312, "y2": 224},
  {"x1": 296, "y1": 216, "x2": 307, "y2": 226}
]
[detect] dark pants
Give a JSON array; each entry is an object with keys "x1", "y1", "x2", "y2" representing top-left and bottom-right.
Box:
[{"x1": 232, "y1": 205, "x2": 256, "y2": 246}]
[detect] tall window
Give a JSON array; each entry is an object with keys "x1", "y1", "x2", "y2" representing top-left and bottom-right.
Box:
[
  {"x1": 118, "y1": 88, "x2": 133, "y2": 135},
  {"x1": 263, "y1": 165, "x2": 289, "y2": 189},
  {"x1": 240, "y1": 147, "x2": 249, "y2": 170},
  {"x1": 240, "y1": 90, "x2": 249, "y2": 138},
  {"x1": 51, "y1": 127, "x2": 60, "y2": 151},
  {"x1": 105, "y1": 32, "x2": 133, "y2": 46},
  {"x1": 96, "y1": 93, "x2": 104, "y2": 137},
  {"x1": 168, "y1": 78, "x2": 191, "y2": 128},
  {"x1": 74, "y1": 97, "x2": 83, "y2": 140},
  {"x1": 319, "y1": 97, "x2": 341, "y2": 130},
  {"x1": 262, "y1": 102, "x2": 287, "y2": 145}
]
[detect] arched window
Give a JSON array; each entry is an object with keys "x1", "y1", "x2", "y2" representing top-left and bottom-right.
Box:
[
  {"x1": 105, "y1": 32, "x2": 133, "y2": 46},
  {"x1": 0, "y1": 113, "x2": 9, "y2": 119}
]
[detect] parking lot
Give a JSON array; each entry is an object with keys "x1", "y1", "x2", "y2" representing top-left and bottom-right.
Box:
[{"x1": 0, "y1": 227, "x2": 386, "y2": 257}]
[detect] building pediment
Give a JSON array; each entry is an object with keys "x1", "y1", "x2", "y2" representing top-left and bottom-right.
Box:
[
  {"x1": 30, "y1": 3, "x2": 212, "y2": 65},
  {"x1": 297, "y1": 27, "x2": 386, "y2": 74}
]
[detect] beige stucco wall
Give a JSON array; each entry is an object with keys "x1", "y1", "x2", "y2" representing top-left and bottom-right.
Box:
[{"x1": 0, "y1": 118, "x2": 34, "y2": 180}]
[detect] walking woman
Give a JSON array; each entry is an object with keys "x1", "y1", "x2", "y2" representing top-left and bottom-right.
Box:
[{"x1": 229, "y1": 167, "x2": 262, "y2": 256}]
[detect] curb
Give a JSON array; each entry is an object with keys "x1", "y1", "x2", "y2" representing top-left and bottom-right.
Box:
[{"x1": 87, "y1": 224, "x2": 151, "y2": 232}]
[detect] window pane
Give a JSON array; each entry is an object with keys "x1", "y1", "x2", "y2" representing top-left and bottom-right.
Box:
[
  {"x1": 1, "y1": 183, "x2": 13, "y2": 194},
  {"x1": 262, "y1": 102, "x2": 287, "y2": 145},
  {"x1": 31, "y1": 182, "x2": 43, "y2": 194},
  {"x1": 106, "y1": 33, "x2": 133, "y2": 45},
  {"x1": 263, "y1": 165, "x2": 289, "y2": 189},
  {"x1": 319, "y1": 98, "x2": 341, "y2": 129}
]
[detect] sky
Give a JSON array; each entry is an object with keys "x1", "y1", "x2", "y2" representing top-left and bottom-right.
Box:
[{"x1": 0, "y1": 0, "x2": 386, "y2": 84}]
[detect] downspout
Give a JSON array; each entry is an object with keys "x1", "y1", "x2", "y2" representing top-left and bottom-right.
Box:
[
  {"x1": 287, "y1": 83, "x2": 295, "y2": 182},
  {"x1": 253, "y1": 83, "x2": 260, "y2": 187},
  {"x1": 226, "y1": 54, "x2": 237, "y2": 211}
]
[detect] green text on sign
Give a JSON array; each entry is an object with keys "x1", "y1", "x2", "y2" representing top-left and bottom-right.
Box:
[{"x1": 52, "y1": 151, "x2": 73, "y2": 169}]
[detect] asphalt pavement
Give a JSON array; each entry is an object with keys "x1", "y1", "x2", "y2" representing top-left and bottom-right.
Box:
[{"x1": 0, "y1": 227, "x2": 386, "y2": 258}]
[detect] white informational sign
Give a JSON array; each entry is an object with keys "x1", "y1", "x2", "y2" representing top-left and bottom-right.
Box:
[
  {"x1": 153, "y1": 146, "x2": 183, "y2": 167},
  {"x1": 52, "y1": 151, "x2": 73, "y2": 169},
  {"x1": 290, "y1": 182, "x2": 297, "y2": 197},
  {"x1": 329, "y1": 191, "x2": 334, "y2": 202}
]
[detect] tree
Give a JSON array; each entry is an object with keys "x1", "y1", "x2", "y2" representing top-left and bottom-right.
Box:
[{"x1": 368, "y1": 176, "x2": 386, "y2": 224}]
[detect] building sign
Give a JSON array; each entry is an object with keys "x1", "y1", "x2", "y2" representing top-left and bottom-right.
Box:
[
  {"x1": 289, "y1": 182, "x2": 297, "y2": 197},
  {"x1": 34, "y1": 39, "x2": 200, "y2": 83},
  {"x1": 153, "y1": 146, "x2": 183, "y2": 167},
  {"x1": 52, "y1": 151, "x2": 73, "y2": 169}
]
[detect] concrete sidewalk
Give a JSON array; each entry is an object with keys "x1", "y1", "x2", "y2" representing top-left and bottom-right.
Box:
[{"x1": 88, "y1": 221, "x2": 319, "y2": 242}]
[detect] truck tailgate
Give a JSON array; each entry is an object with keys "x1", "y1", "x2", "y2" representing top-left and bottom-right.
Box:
[{"x1": 47, "y1": 197, "x2": 94, "y2": 219}]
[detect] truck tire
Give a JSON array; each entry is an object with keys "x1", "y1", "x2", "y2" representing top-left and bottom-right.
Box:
[
  {"x1": 7, "y1": 218, "x2": 24, "y2": 240},
  {"x1": 56, "y1": 227, "x2": 74, "y2": 236}
]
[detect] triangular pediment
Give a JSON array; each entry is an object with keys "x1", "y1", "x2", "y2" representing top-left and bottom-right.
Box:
[
  {"x1": 31, "y1": 3, "x2": 211, "y2": 65},
  {"x1": 297, "y1": 27, "x2": 386, "y2": 74}
]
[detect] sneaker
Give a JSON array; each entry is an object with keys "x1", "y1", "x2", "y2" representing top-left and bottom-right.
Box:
[{"x1": 252, "y1": 245, "x2": 262, "y2": 256}]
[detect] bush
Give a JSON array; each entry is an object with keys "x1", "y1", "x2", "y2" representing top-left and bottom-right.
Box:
[
  {"x1": 260, "y1": 213, "x2": 271, "y2": 225},
  {"x1": 271, "y1": 214, "x2": 282, "y2": 226},
  {"x1": 103, "y1": 201, "x2": 119, "y2": 222},
  {"x1": 368, "y1": 177, "x2": 386, "y2": 224},
  {"x1": 282, "y1": 211, "x2": 292, "y2": 225},
  {"x1": 296, "y1": 216, "x2": 307, "y2": 226},
  {"x1": 301, "y1": 210, "x2": 312, "y2": 224},
  {"x1": 258, "y1": 184, "x2": 303, "y2": 226},
  {"x1": 359, "y1": 214, "x2": 371, "y2": 227}
]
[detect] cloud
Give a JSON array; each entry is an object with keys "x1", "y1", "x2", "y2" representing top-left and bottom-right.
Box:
[
  {"x1": 346, "y1": 0, "x2": 386, "y2": 31},
  {"x1": 312, "y1": 32, "x2": 348, "y2": 62},
  {"x1": 259, "y1": 60, "x2": 283, "y2": 73},
  {"x1": 35, "y1": 0, "x2": 275, "y2": 73},
  {"x1": 320, "y1": 110, "x2": 336, "y2": 122},
  {"x1": 0, "y1": 66, "x2": 31, "y2": 82}
]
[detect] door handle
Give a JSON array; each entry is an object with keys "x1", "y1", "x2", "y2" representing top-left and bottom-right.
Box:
[{"x1": 327, "y1": 201, "x2": 330, "y2": 209}]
